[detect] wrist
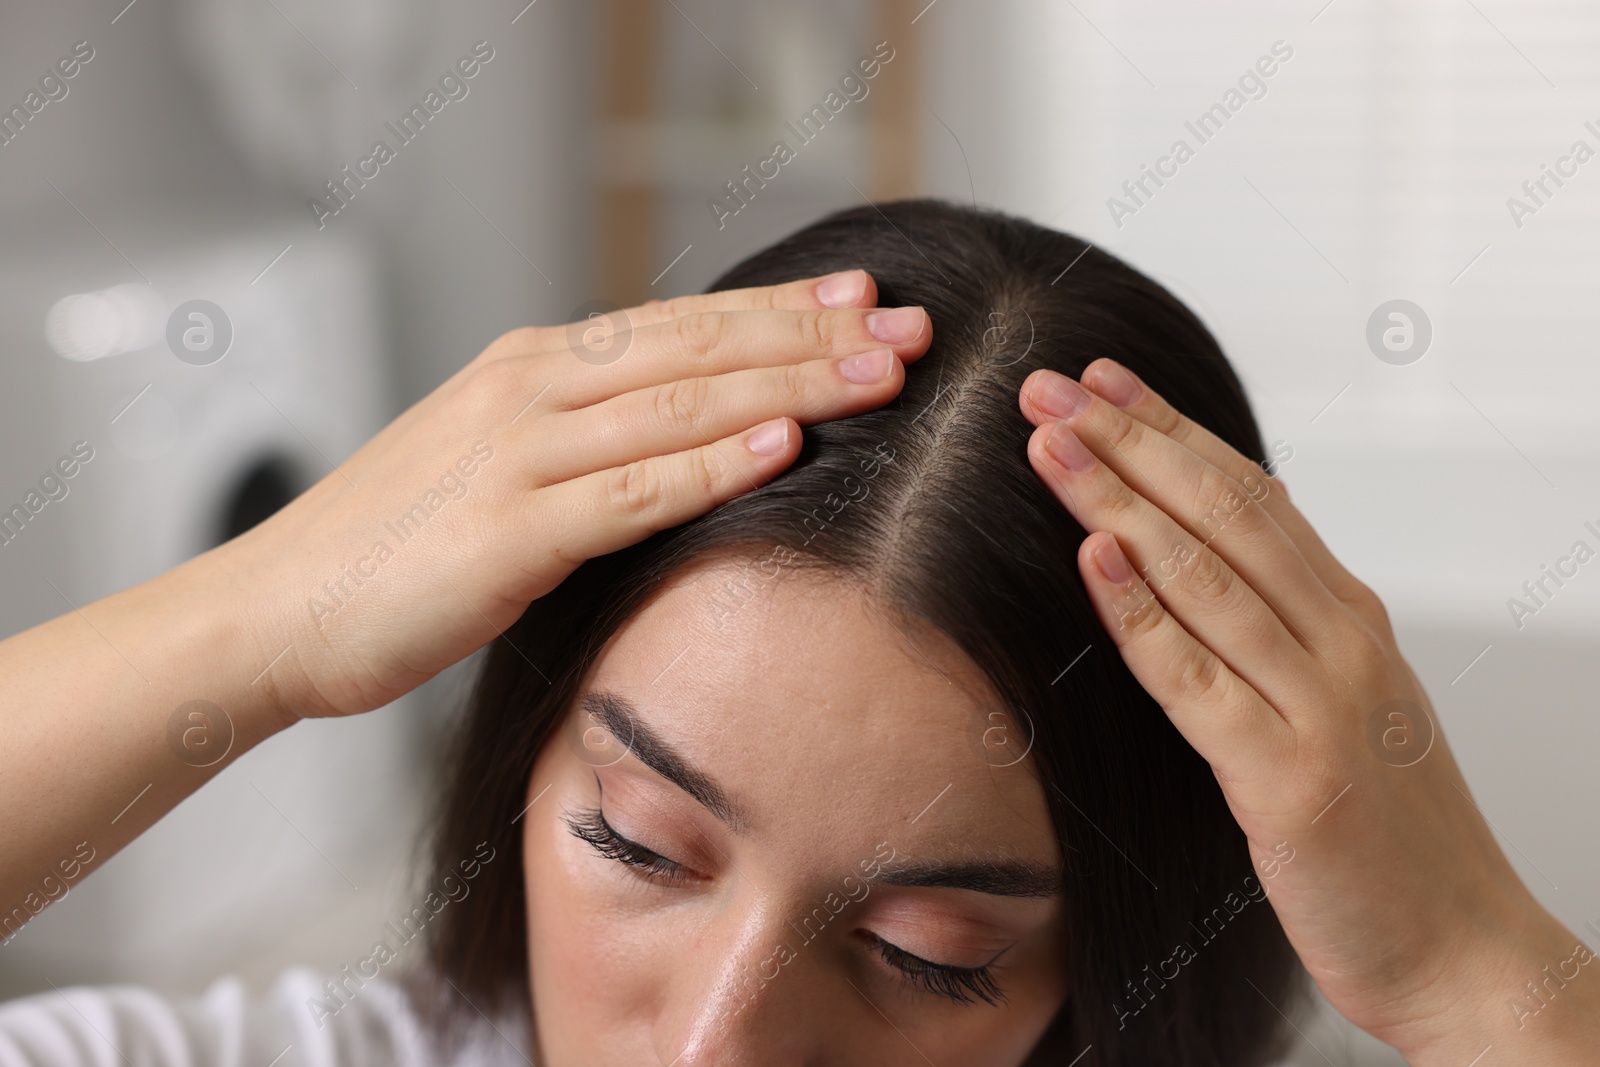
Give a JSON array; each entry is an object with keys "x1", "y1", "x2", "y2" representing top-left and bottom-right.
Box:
[
  {"x1": 1396, "y1": 895, "x2": 1600, "y2": 1065},
  {"x1": 131, "y1": 543, "x2": 309, "y2": 741}
]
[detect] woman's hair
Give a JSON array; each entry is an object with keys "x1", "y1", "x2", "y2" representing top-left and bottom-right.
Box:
[{"x1": 407, "y1": 197, "x2": 1305, "y2": 1065}]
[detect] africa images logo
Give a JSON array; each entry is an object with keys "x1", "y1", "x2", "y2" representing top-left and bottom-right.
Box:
[
  {"x1": 308, "y1": 41, "x2": 495, "y2": 229},
  {"x1": 1106, "y1": 39, "x2": 1294, "y2": 229},
  {"x1": 706, "y1": 41, "x2": 896, "y2": 230}
]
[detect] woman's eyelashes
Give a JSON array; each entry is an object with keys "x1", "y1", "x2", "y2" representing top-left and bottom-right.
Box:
[
  {"x1": 563, "y1": 800, "x2": 1010, "y2": 1010},
  {"x1": 863, "y1": 930, "x2": 1009, "y2": 1008},
  {"x1": 562, "y1": 804, "x2": 700, "y2": 888}
]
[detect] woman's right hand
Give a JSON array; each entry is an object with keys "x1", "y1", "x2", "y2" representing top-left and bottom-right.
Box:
[
  {"x1": 220, "y1": 269, "x2": 931, "y2": 725},
  {"x1": 0, "y1": 269, "x2": 930, "y2": 919}
]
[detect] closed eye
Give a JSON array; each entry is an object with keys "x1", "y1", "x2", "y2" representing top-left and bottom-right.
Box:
[
  {"x1": 862, "y1": 930, "x2": 1009, "y2": 1007},
  {"x1": 565, "y1": 802, "x2": 1015, "y2": 1009},
  {"x1": 562, "y1": 803, "x2": 700, "y2": 888}
]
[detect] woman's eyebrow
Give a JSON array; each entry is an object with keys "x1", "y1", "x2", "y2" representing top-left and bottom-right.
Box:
[
  {"x1": 576, "y1": 690, "x2": 1064, "y2": 898},
  {"x1": 875, "y1": 860, "x2": 1064, "y2": 899},
  {"x1": 578, "y1": 689, "x2": 753, "y2": 832}
]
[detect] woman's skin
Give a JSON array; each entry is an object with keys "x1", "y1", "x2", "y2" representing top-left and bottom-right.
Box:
[
  {"x1": 520, "y1": 551, "x2": 1068, "y2": 1064},
  {"x1": 0, "y1": 268, "x2": 1595, "y2": 1064}
]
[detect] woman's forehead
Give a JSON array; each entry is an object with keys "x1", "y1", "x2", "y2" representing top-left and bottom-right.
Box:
[{"x1": 575, "y1": 557, "x2": 1057, "y2": 861}]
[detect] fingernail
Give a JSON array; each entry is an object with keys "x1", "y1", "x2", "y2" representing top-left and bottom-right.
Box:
[
  {"x1": 839, "y1": 348, "x2": 895, "y2": 384},
  {"x1": 817, "y1": 270, "x2": 867, "y2": 308},
  {"x1": 1090, "y1": 360, "x2": 1142, "y2": 407},
  {"x1": 1092, "y1": 534, "x2": 1133, "y2": 585},
  {"x1": 746, "y1": 418, "x2": 789, "y2": 455},
  {"x1": 865, "y1": 306, "x2": 926, "y2": 344},
  {"x1": 1044, "y1": 423, "x2": 1095, "y2": 471},
  {"x1": 1031, "y1": 372, "x2": 1090, "y2": 419}
]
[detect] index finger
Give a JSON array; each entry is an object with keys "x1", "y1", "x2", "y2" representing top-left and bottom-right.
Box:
[
  {"x1": 631, "y1": 269, "x2": 879, "y2": 328},
  {"x1": 1077, "y1": 357, "x2": 1376, "y2": 614},
  {"x1": 493, "y1": 270, "x2": 880, "y2": 360}
]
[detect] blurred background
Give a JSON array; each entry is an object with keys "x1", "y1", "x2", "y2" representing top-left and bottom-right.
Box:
[{"x1": 2, "y1": 1, "x2": 1598, "y2": 1063}]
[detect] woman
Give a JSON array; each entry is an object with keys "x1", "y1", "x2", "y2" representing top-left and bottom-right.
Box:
[{"x1": 2, "y1": 199, "x2": 1595, "y2": 1065}]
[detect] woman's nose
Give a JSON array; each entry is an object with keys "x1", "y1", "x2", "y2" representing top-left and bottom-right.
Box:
[{"x1": 653, "y1": 909, "x2": 826, "y2": 1066}]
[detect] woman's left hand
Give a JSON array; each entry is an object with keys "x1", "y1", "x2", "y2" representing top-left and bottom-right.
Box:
[{"x1": 1017, "y1": 359, "x2": 1600, "y2": 1065}]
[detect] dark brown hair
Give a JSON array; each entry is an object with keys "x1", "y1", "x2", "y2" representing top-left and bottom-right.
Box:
[{"x1": 407, "y1": 197, "x2": 1305, "y2": 1065}]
